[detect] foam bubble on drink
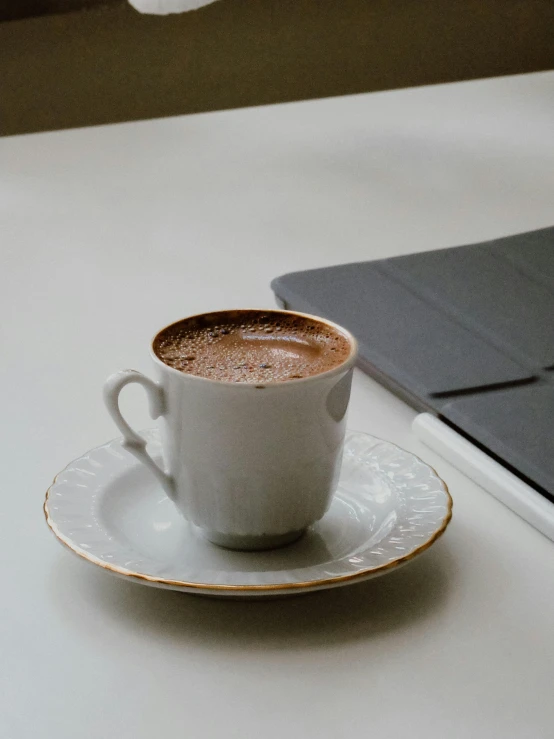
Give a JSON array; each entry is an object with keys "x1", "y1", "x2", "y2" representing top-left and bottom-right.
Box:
[{"x1": 154, "y1": 311, "x2": 351, "y2": 384}]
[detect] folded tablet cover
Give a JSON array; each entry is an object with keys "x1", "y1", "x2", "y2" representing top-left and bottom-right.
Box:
[{"x1": 271, "y1": 227, "x2": 554, "y2": 499}]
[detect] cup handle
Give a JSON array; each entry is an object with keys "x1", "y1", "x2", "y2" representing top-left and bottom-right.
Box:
[{"x1": 103, "y1": 369, "x2": 176, "y2": 500}]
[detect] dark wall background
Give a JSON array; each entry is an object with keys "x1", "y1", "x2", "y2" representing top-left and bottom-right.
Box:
[
  {"x1": 0, "y1": 0, "x2": 112, "y2": 22},
  {"x1": 2, "y1": 0, "x2": 554, "y2": 136}
]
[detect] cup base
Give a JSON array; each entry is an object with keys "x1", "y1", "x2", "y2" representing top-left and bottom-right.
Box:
[{"x1": 202, "y1": 528, "x2": 306, "y2": 551}]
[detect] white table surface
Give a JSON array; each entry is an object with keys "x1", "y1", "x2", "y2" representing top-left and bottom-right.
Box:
[{"x1": 2, "y1": 71, "x2": 554, "y2": 739}]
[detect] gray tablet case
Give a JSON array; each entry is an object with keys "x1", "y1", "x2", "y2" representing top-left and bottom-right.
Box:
[{"x1": 271, "y1": 227, "x2": 554, "y2": 501}]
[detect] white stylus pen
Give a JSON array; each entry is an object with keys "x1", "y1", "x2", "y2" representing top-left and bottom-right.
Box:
[{"x1": 412, "y1": 413, "x2": 554, "y2": 542}]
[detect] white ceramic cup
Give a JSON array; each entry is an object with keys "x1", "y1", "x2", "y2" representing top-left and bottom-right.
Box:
[{"x1": 104, "y1": 309, "x2": 358, "y2": 550}]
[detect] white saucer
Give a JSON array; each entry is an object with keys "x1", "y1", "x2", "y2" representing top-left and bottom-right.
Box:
[{"x1": 45, "y1": 430, "x2": 452, "y2": 598}]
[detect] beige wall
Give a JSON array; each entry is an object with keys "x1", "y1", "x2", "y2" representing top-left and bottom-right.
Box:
[{"x1": 2, "y1": 0, "x2": 554, "y2": 136}]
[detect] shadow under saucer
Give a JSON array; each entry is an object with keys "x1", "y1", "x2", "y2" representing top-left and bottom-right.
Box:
[{"x1": 50, "y1": 537, "x2": 456, "y2": 652}]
